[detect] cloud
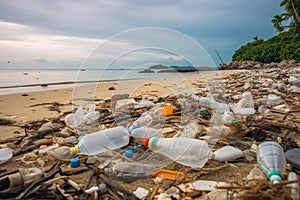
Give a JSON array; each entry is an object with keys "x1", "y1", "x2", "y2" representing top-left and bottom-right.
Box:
[
  {"x1": 34, "y1": 57, "x2": 47, "y2": 63},
  {"x1": 0, "y1": 0, "x2": 284, "y2": 67}
]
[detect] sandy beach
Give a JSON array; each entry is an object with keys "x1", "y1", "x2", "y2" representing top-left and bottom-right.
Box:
[
  {"x1": 0, "y1": 68, "x2": 299, "y2": 199},
  {"x1": 0, "y1": 70, "x2": 239, "y2": 138}
]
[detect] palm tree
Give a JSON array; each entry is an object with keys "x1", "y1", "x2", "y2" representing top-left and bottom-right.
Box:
[
  {"x1": 272, "y1": 15, "x2": 285, "y2": 33},
  {"x1": 280, "y1": 0, "x2": 300, "y2": 33}
]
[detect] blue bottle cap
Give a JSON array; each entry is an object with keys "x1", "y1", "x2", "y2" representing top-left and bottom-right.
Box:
[
  {"x1": 124, "y1": 148, "x2": 134, "y2": 158},
  {"x1": 70, "y1": 157, "x2": 80, "y2": 168}
]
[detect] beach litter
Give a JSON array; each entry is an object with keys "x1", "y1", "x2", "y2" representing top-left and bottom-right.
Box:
[{"x1": 0, "y1": 63, "x2": 300, "y2": 199}]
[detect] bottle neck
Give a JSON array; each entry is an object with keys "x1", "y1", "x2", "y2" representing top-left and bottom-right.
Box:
[
  {"x1": 148, "y1": 137, "x2": 160, "y2": 150},
  {"x1": 268, "y1": 170, "x2": 282, "y2": 183}
]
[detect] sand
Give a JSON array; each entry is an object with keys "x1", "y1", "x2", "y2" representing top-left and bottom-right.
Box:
[{"x1": 0, "y1": 70, "x2": 243, "y2": 138}]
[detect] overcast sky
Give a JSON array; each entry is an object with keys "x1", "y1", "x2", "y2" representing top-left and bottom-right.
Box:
[{"x1": 0, "y1": 0, "x2": 284, "y2": 69}]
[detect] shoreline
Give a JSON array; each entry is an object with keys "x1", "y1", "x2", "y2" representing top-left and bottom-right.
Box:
[
  {"x1": 0, "y1": 69, "x2": 245, "y2": 96},
  {"x1": 0, "y1": 70, "x2": 244, "y2": 123}
]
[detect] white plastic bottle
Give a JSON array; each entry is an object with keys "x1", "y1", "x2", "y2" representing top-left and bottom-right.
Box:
[
  {"x1": 49, "y1": 126, "x2": 129, "y2": 160},
  {"x1": 144, "y1": 137, "x2": 212, "y2": 168},
  {"x1": 256, "y1": 141, "x2": 286, "y2": 183},
  {"x1": 104, "y1": 162, "x2": 157, "y2": 182},
  {"x1": 70, "y1": 126, "x2": 129, "y2": 155}
]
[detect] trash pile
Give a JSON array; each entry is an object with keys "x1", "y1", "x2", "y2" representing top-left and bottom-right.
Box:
[{"x1": 0, "y1": 66, "x2": 300, "y2": 200}]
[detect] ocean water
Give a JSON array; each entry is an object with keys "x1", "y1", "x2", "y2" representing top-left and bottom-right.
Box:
[{"x1": 0, "y1": 69, "x2": 201, "y2": 95}]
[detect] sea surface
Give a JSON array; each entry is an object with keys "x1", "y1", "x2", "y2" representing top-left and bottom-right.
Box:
[{"x1": 0, "y1": 69, "x2": 203, "y2": 95}]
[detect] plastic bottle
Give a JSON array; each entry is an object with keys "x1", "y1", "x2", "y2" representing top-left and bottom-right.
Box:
[
  {"x1": 70, "y1": 126, "x2": 129, "y2": 155},
  {"x1": 129, "y1": 105, "x2": 166, "y2": 131},
  {"x1": 231, "y1": 92, "x2": 255, "y2": 115},
  {"x1": 0, "y1": 148, "x2": 13, "y2": 164},
  {"x1": 130, "y1": 127, "x2": 162, "y2": 138},
  {"x1": 104, "y1": 162, "x2": 157, "y2": 183},
  {"x1": 256, "y1": 141, "x2": 286, "y2": 183},
  {"x1": 65, "y1": 105, "x2": 100, "y2": 135},
  {"x1": 288, "y1": 172, "x2": 299, "y2": 200},
  {"x1": 49, "y1": 126, "x2": 129, "y2": 160},
  {"x1": 143, "y1": 137, "x2": 212, "y2": 168}
]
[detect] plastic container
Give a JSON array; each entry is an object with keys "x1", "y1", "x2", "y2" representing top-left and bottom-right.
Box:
[
  {"x1": 0, "y1": 148, "x2": 13, "y2": 164},
  {"x1": 256, "y1": 141, "x2": 286, "y2": 183},
  {"x1": 231, "y1": 92, "x2": 255, "y2": 115},
  {"x1": 144, "y1": 137, "x2": 212, "y2": 168},
  {"x1": 71, "y1": 126, "x2": 129, "y2": 155},
  {"x1": 104, "y1": 162, "x2": 157, "y2": 183},
  {"x1": 49, "y1": 126, "x2": 129, "y2": 160}
]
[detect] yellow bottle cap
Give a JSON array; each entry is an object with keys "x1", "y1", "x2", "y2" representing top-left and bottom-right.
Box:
[{"x1": 70, "y1": 146, "x2": 78, "y2": 156}]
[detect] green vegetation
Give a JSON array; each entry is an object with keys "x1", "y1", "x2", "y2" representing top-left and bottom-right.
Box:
[
  {"x1": 232, "y1": 0, "x2": 300, "y2": 62},
  {"x1": 232, "y1": 32, "x2": 300, "y2": 62}
]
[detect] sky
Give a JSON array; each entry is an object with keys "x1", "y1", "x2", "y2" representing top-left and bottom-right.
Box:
[{"x1": 0, "y1": 0, "x2": 284, "y2": 69}]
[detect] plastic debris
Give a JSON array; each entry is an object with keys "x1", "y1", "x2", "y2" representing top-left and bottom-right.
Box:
[
  {"x1": 189, "y1": 180, "x2": 228, "y2": 191},
  {"x1": 212, "y1": 146, "x2": 244, "y2": 162},
  {"x1": 152, "y1": 169, "x2": 190, "y2": 182},
  {"x1": 0, "y1": 148, "x2": 13, "y2": 165},
  {"x1": 104, "y1": 162, "x2": 156, "y2": 183},
  {"x1": 231, "y1": 92, "x2": 255, "y2": 115},
  {"x1": 256, "y1": 141, "x2": 286, "y2": 183},
  {"x1": 133, "y1": 187, "x2": 149, "y2": 200}
]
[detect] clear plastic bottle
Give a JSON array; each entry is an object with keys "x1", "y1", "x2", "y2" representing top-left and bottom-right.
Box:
[
  {"x1": 129, "y1": 105, "x2": 166, "y2": 132},
  {"x1": 130, "y1": 127, "x2": 161, "y2": 138},
  {"x1": 144, "y1": 137, "x2": 212, "y2": 168},
  {"x1": 256, "y1": 141, "x2": 286, "y2": 183},
  {"x1": 231, "y1": 92, "x2": 255, "y2": 115},
  {"x1": 104, "y1": 162, "x2": 157, "y2": 183},
  {"x1": 71, "y1": 126, "x2": 129, "y2": 155},
  {"x1": 49, "y1": 126, "x2": 129, "y2": 160}
]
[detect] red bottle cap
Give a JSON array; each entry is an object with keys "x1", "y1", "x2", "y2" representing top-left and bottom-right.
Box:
[{"x1": 143, "y1": 138, "x2": 150, "y2": 148}]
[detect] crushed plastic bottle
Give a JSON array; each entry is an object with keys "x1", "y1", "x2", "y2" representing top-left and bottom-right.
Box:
[
  {"x1": 267, "y1": 94, "x2": 282, "y2": 107},
  {"x1": 104, "y1": 162, "x2": 157, "y2": 183},
  {"x1": 49, "y1": 126, "x2": 129, "y2": 160},
  {"x1": 143, "y1": 137, "x2": 212, "y2": 168},
  {"x1": 231, "y1": 92, "x2": 255, "y2": 115},
  {"x1": 64, "y1": 104, "x2": 100, "y2": 135},
  {"x1": 256, "y1": 141, "x2": 286, "y2": 184},
  {"x1": 0, "y1": 148, "x2": 13, "y2": 165}
]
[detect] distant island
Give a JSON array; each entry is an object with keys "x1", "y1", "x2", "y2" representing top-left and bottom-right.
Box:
[{"x1": 139, "y1": 64, "x2": 214, "y2": 73}]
